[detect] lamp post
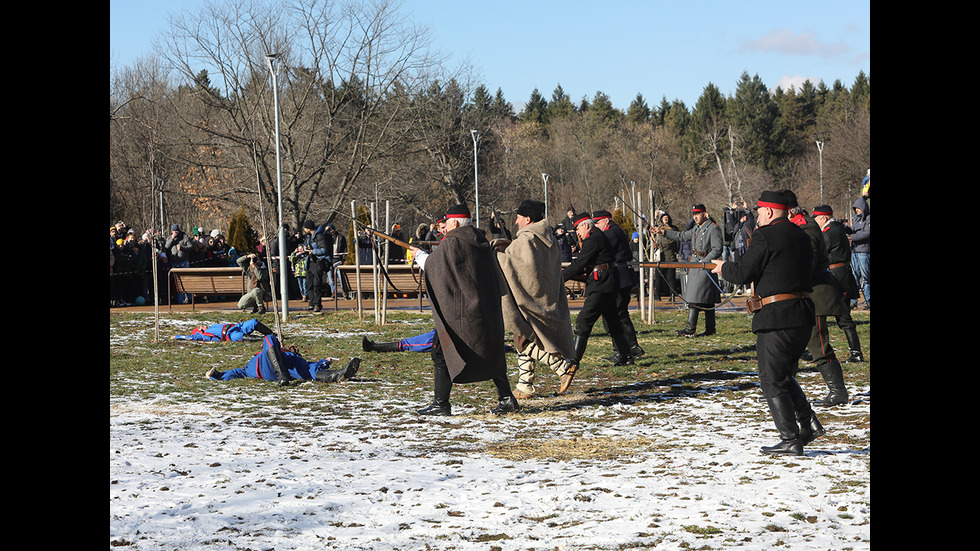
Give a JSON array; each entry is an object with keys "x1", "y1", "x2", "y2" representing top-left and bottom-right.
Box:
[
  {"x1": 470, "y1": 130, "x2": 480, "y2": 227},
  {"x1": 816, "y1": 140, "x2": 825, "y2": 204},
  {"x1": 541, "y1": 173, "x2": 549, "y2": 220},
  {"x1": 266, "y1": 53, "x2": 288, "y2": 321}
]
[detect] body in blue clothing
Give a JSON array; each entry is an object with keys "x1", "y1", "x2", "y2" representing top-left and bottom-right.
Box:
[
  {"x1": 208, "y1": 334, "x2": 358, "y2": 383},
  {"x1": 175, "y1": 319, "x2": 271, "y2": 342},
  {"x1": 399, "y1": 329, "x2": 436, "y2": 352}
]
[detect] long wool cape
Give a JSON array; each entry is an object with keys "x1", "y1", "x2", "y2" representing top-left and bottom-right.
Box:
[
  {"x1": 492, "y1": 220, "x2": 575, "y2": 359},
  {"x1": 423, "y1": 225, "x2": 507, "y2": 383}
]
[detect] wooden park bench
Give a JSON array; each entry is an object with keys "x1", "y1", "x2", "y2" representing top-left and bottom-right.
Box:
[
  {"x1": 168, "y1": 267, "x2": 247, "y2": 310},
  {"x1": 335, "y1": 263, "x2": 425, "y2": 299}
]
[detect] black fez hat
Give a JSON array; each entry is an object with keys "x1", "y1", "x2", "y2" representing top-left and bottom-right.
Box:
[
  {"x1": 812, "y1": 205, "x2": 833, "y2": 216},
  {"x1": 691, "y1": 204, "x2": 706, "y2": 213},
  {"x1": 571, "y1": 212, "x2": 593, "y2": 228},
  {"x1": 445, "y1": 204, "x2": 471, "y2": 219},
  {"x1": 592, "y1": 209, "x2": 612, "y2": 221},
  {"x1": 303, "y1": 219, "x2": 316, "y2": 230},
  {"x1": 515, "y1": 199, "x2": 545, "y2": 222},
  {"x1": 755, "y1": 191, "x2": 789, "y2": 210}
]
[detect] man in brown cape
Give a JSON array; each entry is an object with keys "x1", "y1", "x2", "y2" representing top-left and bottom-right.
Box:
[
  {"x1": 491, "y1": 200, "x2": 576, "y2": 398},
  {"x1": 409, "y1": 204, "x2": 520, "y2": 416}
]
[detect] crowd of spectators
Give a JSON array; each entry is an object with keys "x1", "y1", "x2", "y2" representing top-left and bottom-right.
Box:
[{"x1": 109, "y1": 221, "x2": 243, "y2": 307}]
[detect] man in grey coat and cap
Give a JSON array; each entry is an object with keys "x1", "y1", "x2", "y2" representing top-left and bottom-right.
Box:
[{"x1": 652, "y1": 204, "x2": 724, "y2": 336}]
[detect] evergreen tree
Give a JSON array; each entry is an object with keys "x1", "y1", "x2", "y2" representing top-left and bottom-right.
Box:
[
  {"x1": 727, "y1": 72, "x2": 779, "y2": 171},
  {"x1": 549, "y1": 84, "x2": 576, "y2": 120},
  {"x1": 519, "y1": 88, "x2": 549, "y2": 124},
  {"x1": 228, "y1": 206, "x2": 256, "y2": 254},
  {"x1": 626, "y1": 93, "x2": 651, "y2": 124}
]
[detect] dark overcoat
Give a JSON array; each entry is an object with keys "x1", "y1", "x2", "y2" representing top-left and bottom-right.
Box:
[{"x1": 423, "y1": 225, "x2": 507, "y2": 383}]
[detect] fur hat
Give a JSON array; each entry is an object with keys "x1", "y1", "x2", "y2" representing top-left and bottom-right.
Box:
[{"x1": 515, "y1": 199, "x2": 545, "y2": 222}]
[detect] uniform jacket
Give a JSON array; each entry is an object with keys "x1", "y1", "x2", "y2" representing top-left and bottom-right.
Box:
[
  {"x1": 562, "y1": 226, "x2": 619, "y2": 296},
  {"x1": 493, "y1": 220, "x2": 575, "y2": 359},
  {"x1": 720, "y1": 217, "x2": 815, "y2": 333},
  {"x1": 423, "y1": 224, "x2": 507, "y2": 384},
  {"x1": 602, "y1": 222, "x2": 637, "y2": 290},
  {"x1": 822, "y1": 219, "x2": 859, "y2": 301},
  {"x1": 792, "y1": 212, "x2": 844, "y2": 317},
  {"x1": 665, "y1": 219, "x2": 723, "y2": 304}
]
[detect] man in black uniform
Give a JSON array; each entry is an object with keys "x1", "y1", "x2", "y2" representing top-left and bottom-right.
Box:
[
  {"x1": 593, "y1": 210, "x2": 643, "y2": 358},
  {"x1": 712, "y1": 191, "x2": 823, "y2": 456},
  {"x1": 561, "y1": 213, "x2": 634, "y2": 394},
  {"x1": 784, "y1": 191, "x2": 849, "y2": 407},
  {"x1": 812, "y1": 205, "x2": 864, "y2": 363}
]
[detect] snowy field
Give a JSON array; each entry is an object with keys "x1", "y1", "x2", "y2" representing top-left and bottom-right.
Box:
[{"x1": 110, "y1": 318, "x2": 870, "y2": 550}]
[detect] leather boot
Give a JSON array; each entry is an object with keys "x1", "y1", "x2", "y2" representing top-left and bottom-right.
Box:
[
  {"x1": 814, "y1": 358, "x2": 849, "y2": 407},
  {"x1": 797, "y1": 408, "x2": 826, "y2": 446},
  {"x1": 843, "y1": 325, "x2": 864, "y2": 362},
  {"x1": 559, "y1": 335, "x2": 589, "y2": 395},
  {"x1": 418, "y1": 358, "x2": 452, "y2": 416},
  {"x1": 694, "y1": 309, "x2": 716, "y2": 337},
  {"x1": 676, "y1": 307, "x2": 699, "y2": 336},
  {"x1": 608, "y1": 333, "x2": 634, "y2": 366},
  {"x1": 362, "y1": 336, "x2": 399, "y2": 352},
  {"x1": 265, "y1": 344, "x2": 292, "y2": 387},
  {"x1": 761, "y1": 394, "x2": 804, "y2": 456},
  {"x1": 314, "y1": 358, "x2": 361, "y2": 383}
]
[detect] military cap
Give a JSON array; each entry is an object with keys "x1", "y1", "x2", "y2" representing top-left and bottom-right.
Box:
[{"x1": 515, "y1": 199, "x2": 546, "y2": 222}]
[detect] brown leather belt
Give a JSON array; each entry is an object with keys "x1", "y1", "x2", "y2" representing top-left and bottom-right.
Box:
[
  {"x1": 828, "y1": 262, "x2": 849, "y2": 270},
  {"x1": 760, "y1": 291, "x2": 810, "y2": 306},
  {"x1": 593, "y1": 262, "x2": 615, "y2": 271}
]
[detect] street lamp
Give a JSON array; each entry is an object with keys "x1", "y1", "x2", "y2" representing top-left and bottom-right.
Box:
[
  {"x1": 541, "y1": 173, "x2": 549, "y2": 220},
  {"x1": 471, "y1": 130, "x2": 480, "y2": 227},
  {"x1": 266, "y1": 53, "x2": 288, "y2": 321},
  {"x1": 816, "y1": 140, "x2": 825, "y2": 204}
]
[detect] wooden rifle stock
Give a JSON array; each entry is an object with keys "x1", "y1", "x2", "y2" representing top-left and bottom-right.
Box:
[{"x1": 364, "y1": 227, "x2": 414, "y2": 250}]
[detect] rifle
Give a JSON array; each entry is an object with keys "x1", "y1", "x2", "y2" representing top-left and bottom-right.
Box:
[
  {"x1": 629, "y1": 261, "x2": 720, "y2": 270},
  {"x1": 363, "y1": 226, "x2": 414, "y2": 251}
]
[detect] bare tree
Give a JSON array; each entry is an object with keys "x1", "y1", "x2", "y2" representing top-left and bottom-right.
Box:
[{"x1": 159, "y1": 0, "x2": 439, "y2": 230}]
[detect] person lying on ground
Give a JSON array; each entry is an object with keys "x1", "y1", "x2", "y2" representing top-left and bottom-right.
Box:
[
  {"x1": 206, "y1": 334, "x2": 359, "y2": 385},
  {"x1": 175, "y1": 319, "x2": 273, "y2": 342}
]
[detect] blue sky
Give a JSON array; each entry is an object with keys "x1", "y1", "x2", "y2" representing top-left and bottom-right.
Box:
[{"x1": 110, "y1": 0, "x2": 870, "y2": 111}]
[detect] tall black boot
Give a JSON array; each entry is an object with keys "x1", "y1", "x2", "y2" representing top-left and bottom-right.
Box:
[
  {"x1": 490, "y1": 376, "x2": 521, "y2": 415},
  {"x1": 314, "y1": 358, "x2": 361, "y2": 383},
  {"x1": 797, "y1": 407, "x2": 826, "y2": 446},
  {"x1": 608, "y1": 333, "x2": 634, "y2": 366},
  {"x1": 695, "y1": 308, "x2": 716, "y2": 337},
  {"x1": 418, "y1": 356, "x2": 452, "y2": 416},
  {"x1": 761, "y1": 394, "x2": 804, "y2": 456},
  {"x1": 253, "y1": 321, "x2": 274, "y2": 336},
  {"x1": 814, "y1": 358, "x2": 849, "y2": 407},
  {"x1": 560, "y1": 334, "x2": 589, "y2": 395},
  {"x1": 362, "y1": 336, "x2": 399, "y2": 352},
  {"x1": 265, "y1": 344, "x2": 292, "y2": 387},
  {"x1": 842, "y1": 324, "x2": 865, "y2": 362},
  {"x1": 676, "y1": 307, "x2": 699, "y2": 336}
]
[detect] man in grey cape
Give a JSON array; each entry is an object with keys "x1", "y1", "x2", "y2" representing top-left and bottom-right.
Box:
[
  {"x1": 409, "y1": 204, "x2": 520, "y2": 416},
  {"x1": 491, "y1": 199, "x2": 576, "y2": 398}
]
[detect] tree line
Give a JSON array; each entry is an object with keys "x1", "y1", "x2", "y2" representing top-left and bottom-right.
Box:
[{"x1": 110, "y1": 0, "x2": 870, "y2": 242}]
